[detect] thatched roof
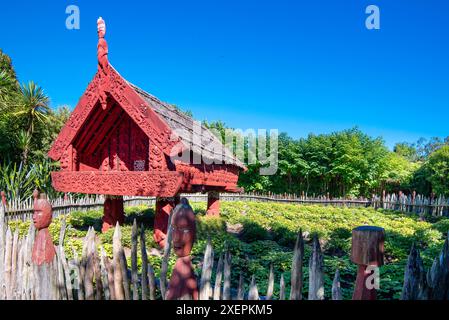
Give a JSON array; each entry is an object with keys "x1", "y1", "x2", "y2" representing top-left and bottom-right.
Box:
[{"x1": 128, "y1": 82, "x2": 246, "y2": 170}]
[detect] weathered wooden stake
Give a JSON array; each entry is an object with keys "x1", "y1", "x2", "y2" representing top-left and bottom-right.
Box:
[
  {"x1": 290, "y1": 230, "x2": 304, "y2": 300},
  {"x1": 279, "y1": 273, "x2": 285, "y2": 300},
  {"x1": 147, "y1": 263, "x2": 156, "y2": 300},
  {"x1": 237, "y1": 272, "x2": 244, "y2": 300},
  {"x1": 5, "y1": 227, "x2": 12, "y2": 299},
  {"x1": 160, "y1": 204, "x2": 175, "y2": 300},
  {"x1": 113, "y1": 223, "x2": 125, "y2": 300},
  {"x1": 248, "y1": 275, "x2": 259, "y2": 300},
  {"x1": 83, "y1": 228, "x2": 95, "y2": 300},
  {"x1": 401, "y1": 243, "x2": 427, "y2": 300},
  {"x1": 332, "y1": 269, "x2": 342, "y2": 300},
  {"x1": 426, "y1": 232, "x2": 449, "y2": 300},
  {"x1": 99, "y1": 246, "x2": 111, "y2": 300},
  {"x1": 213, "y1": 254, "x2": 224, "y2": 300},
  {"x1": 140, "y1": 224, "x2": 149, "y2": 300},
  {"x1": 308, "y1": 234, "x2": 325, "y2": 300},
  {"x1": 223, "y1": 251, "x2": 232, "y2": 300},
  {"x1": 266, "y1": 263, "x2": 274, "y2": 300},
  {"x1": 199, "y1": 239, "x2": 214, "y2": 300},
  {"x1": 131, "y1": 219, "x2": 139, "y2": 300}
]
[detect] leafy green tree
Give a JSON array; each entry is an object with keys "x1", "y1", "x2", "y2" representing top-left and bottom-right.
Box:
[
  {"x1": 381, "y1": 152, "x2": 420, "y2": 193},
  {"x1": 394, "y1": 142, "x2": 418, "y2": 162},
  {"x1": 12, "y1": 81, "x2": 50, "y2": 164},
  {"x1": 425, "y1": 146, "x2": 449, "y2": 196}
]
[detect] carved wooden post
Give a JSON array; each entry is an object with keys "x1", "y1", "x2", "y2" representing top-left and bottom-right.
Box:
[
  {"x1": 166, "y1": 198, "x2": 199, "y2": 300},
  {"x1": 206, "y1": 191, "x2": 220, "y2": 216},
  {"x1": 351, "y1": 226, "x2": 385, "y2": 300},
  {"x1": 154, "y1": 196, "x2": 177, "y2": 248},
  {"x1": 32, "y1": 193, "x2": 56, "y2": 266},
  {"x1": 102, "y1": 195, "x2": 124, "y2": 233}
]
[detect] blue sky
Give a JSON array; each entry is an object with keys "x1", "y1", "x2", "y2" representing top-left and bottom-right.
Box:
[{"x1": 1, "y1": 0, "x2": 448, "y2": 149}]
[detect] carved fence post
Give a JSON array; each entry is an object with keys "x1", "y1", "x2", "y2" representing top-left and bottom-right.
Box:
[{"x1": 351, "y1": 226, "x2": 385, "y2": 300}]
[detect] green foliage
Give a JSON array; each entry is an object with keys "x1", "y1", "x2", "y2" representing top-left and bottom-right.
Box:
[
  {"x1": 425, "y1": 146, "x2": 449, "y2": 196},
  {"x1": 237, "y1": 127, "x2": 426, "y2": 197},
  {"x1": 0, "y1": 159, "x2": 60, "y2": 200}
]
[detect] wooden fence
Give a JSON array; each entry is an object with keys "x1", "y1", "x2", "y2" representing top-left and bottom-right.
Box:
[
  {"x1": 1, "y1": 203, "x2": 448, "y2": 300},
  {"x1": 2, "y1": 191, "x2": 449, "y2": 222}
]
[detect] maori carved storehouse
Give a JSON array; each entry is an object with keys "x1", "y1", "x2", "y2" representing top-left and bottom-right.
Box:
[{"x1": 48, "y1": 17, "x2": 245, "y2": 246}]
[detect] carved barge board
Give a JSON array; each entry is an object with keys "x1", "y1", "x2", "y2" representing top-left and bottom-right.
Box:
[{"x1": 51, "y1": 171, "x2": 183, "y2": 197}]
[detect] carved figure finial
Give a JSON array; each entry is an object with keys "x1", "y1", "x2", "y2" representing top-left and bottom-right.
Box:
[{"x1": 97, "y1": 16, "x2": 109, "y2": 110}]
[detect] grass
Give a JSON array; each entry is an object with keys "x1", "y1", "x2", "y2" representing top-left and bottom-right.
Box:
[{"x1": 7, "y1": 201, "x2": 449, "y2": 300}]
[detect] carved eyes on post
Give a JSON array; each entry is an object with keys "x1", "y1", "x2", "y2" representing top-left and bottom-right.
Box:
[{"x1": 170, "y1": 225, "x2": 191, "y2": 234}]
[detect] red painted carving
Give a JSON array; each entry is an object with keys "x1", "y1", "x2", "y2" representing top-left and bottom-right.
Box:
[
  {"x1": 48, "y1": 17, "x2": 243, "y2": 238},
  {"x1": 97, "y1": 17, "x2": 109, "y2": 110},
  {"x1": 102, "y1": 195, "x2": 125, "y2": 232},
  {"x1": 166, "y1": 199, "x2": 198, "y2": 300},
  {"x1": 175, "y1": 162, "x2": 240, "y2": 191},
  {"x1": 32, "y1": 194, "x2": 56, "y2": 266},
  {"x1": 206, "y1": 191, "x2": 220, "y2": 216},
  {"x1": 51, "y1": 171, "x2": 183, "y2": 197}
]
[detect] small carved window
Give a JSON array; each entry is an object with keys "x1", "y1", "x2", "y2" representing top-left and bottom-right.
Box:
[{"x1": 133, "y1": 160, "x2": 145, "y2": 171}]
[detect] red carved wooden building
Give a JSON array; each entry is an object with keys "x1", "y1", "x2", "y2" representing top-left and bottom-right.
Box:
[{"x1": 48, "y1": 18, "x2": 245, "y2": 247}]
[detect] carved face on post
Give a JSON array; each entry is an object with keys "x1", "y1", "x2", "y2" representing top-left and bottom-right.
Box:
[
  {"x1": 171, "y1": 203, "x2": 196, "y2": 258},
  {"x1": 33, "y1": 199, "x2": 53, "y2": 230},
  {"x1": 97, "y1": 17, "x2": 106, "y2": 38}
]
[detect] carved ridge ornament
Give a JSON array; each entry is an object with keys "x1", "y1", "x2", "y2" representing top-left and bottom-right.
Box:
[{"x1": 51, "y1": 171, "x2": 183, "y2": 197}]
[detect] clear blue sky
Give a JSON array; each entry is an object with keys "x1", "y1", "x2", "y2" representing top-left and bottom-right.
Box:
[{"x1": 1, "y1": 0, "x2": 448, "y2": 149}]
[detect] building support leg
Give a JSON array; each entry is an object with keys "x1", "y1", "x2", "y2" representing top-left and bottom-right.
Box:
[
  {"x1": 102, "y1": 195, "x2": 125, "y2": 233},
  {"x1": 206, "y1": 191, "x2": 220, "y2": 216},
  {"x1": 154, "y1": 196, "x2": 177, "y2": 248}
]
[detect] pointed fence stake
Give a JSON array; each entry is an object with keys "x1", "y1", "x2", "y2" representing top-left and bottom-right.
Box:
[
  {"x1": 290, "y1": 230, "x2": 304, "y2": 300},
  {"x1": 266, "y1": 263, "x2": 274, "y2": 300},
  {"x1": 332, "y1": 269, "x2": 342, "y2": 300},
  {"x1": 213, "y1": 254, "x2": 224, "y2": 300},
  {"x1": 308, "y1": 234, "x2": 325, "y2": 300},
  {"x1": 199, "y1": 239, "x2": 214, "y2": 300}
]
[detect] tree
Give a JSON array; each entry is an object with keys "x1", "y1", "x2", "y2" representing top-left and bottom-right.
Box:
[
  {"x1": 12, "y1": 81, "x2": 50, "y2": 164},
  {"x1": 425, "y1": 146, "x2": 449, "y2": 196},
  {"x1": 381, "y1": 152, "x2": 420, "y2": 193},
  {"x1": 394, "y1": 142, "x2": 418, "y2": 162}
]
